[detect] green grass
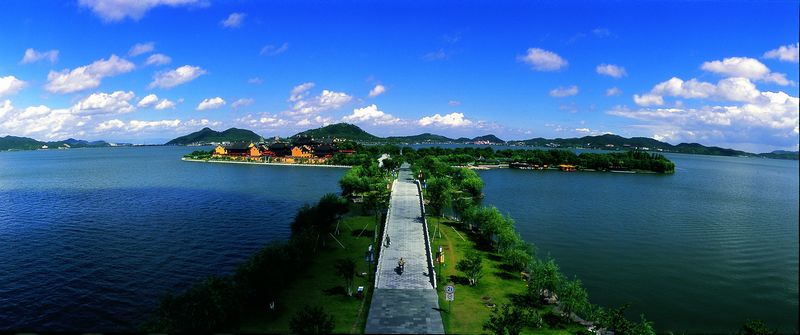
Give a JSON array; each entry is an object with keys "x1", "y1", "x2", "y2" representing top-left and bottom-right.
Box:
[
  {"x1": 240, "y1": 214, "x2": 380, "y2": 333},
  {"x1": 427, "y1": 216, "x2": 586, "y2": 335}
]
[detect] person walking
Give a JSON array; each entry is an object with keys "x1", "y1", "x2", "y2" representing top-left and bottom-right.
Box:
[{"x1": 385, "y1": 235, "x2": 391, "y2": 247}]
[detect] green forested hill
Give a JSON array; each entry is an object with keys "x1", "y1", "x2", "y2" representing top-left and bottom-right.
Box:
[{"x1": 165, "y1": 127, "x2": 262, "y2": 145}]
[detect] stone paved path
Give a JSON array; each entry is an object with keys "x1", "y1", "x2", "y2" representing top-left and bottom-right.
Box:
[{"x1": 365, "y1": 164, "x2": 444, "y2": 334}]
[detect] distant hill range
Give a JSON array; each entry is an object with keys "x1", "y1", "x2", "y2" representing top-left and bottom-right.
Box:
[
  {"x1": 0, "y1": 135, "x2": 115, "y2": 151},
  {"x1": 165, "y1": 127, "x2": 263, "y2": 145}
]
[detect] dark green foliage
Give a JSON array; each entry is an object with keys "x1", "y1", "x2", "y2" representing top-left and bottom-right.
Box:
[
  {"x1": 597, "y1": 304, "x2": 656, "y2": 335},
  {"x1": 456, "y1": 251, "x2": 484, "y2": 286},
  {"x1": 525, "y1": 258, "x2": 562, "y2": 307},
  {"x1": 559, "y1": 276, "x2": 589, "y2": 318},
  {"x1": 144, "y1": 276, "x2": 240, "y2": 333},
  {"x1": 482, "y1": 304, "x2": 527, "y2": 335},
  {"x1": 291, "y1": 123, "x2": 380, "y2": 141},
  {"x1": 166, "y1": 127, "x2": 262, "y2": 145},
  {"x1": 334, "y1": 258, "x2": 357, "y2": 296},
  {"x1": 234, "y1": 243, "x2": 304, "y2": 309},
  {"x1": 739, "y1": 319, "x2": 778, "y2": 335},
  {"x1": 184, "y1": 150, "x2": 214, "y2": 159},
  {"x1": 290, "y1": 194, "x2": 349, "y2": 249},
  {"x1": 289, "y1": 305, "x2": 336, "y2": 334}
]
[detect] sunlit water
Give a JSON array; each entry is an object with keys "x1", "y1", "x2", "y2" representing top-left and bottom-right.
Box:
[{"x1": 0, "y1": 147, "x2": 797, "y2": 333}]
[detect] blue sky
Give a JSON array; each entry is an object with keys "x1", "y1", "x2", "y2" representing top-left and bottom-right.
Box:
[{"x1": 0, "y1": 0, "x2": 797, "y2": 151}]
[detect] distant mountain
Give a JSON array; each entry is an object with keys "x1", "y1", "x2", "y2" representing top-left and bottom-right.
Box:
[
  {"x1": 759, "y1": 150, "x2": 799, "y2": 160},
  {"x1": 472, "y1": 134, "x2": 505, "y2": 143},
  {"x1": 291, "y1": 123, "x2": 380, "y2": 142},
  {"x1": 165, "y1": 127, "x2": 262, "y2": 145},
  {"x1": 385, "y1": 133, "x2": 454, "y2": 143},
  {"x1": 0, "y1": 135, "x2": 112, "y2": 151}
]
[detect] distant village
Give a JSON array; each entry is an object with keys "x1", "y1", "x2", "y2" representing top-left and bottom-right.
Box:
[{"x1": 211, "y1": 135, "x2": 354, "y2": 164}]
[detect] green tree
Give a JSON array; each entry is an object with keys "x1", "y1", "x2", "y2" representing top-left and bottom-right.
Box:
[
  {"x1": 334, "y1": 258, "x2": 357, "y2": 296},
  {"x1": 456, "y1": 251, "x2": 484, "y2": 286},
  {"x1": 482, "y1": 304, "x2": 527, "y2": 335},
  {"x1": 526, "y1": 258, "x2": 562, "y2": 306},
  {"x1": 144, "y1": 276, "x2": 240, "y2": 333},
  {"x1": 559, "y1": 277, "x2": 589, "y2": 319},
  {"x1": 289, "y1": 305, "x2": 335, "y2": 334},
  {"x1": 460, "y1": 176, "x2": 484, "y2": 198},
  {"x1": 427, "y1": 176, "x2": 453, "y2": 217},
  {"x1": 739, "y1": 319, "x2": 778, "y2": 335}
]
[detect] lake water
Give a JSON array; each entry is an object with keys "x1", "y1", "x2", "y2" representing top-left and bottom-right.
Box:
[
  {"x1": 0, "y1": 146, "x2": 346, "y2": 331},
  {"x1": 0, "y1": 147, "x2": 797, "y2": 333},
  {"x1": 479, "y1": 153, "x2": 798, "y2": 333}
]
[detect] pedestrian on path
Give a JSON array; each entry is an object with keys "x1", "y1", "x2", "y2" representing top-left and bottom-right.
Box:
[{"x1": 385, "y1": 235, "x2": 391, "y2": 247}]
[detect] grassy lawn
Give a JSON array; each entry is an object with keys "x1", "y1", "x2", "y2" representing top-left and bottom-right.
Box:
[
  {"x1": 240, "y1": 214, "x2": 380, "y2": 334},
  {"x1": 427, "y1": 216, "x2": 586, "y2": 335}
]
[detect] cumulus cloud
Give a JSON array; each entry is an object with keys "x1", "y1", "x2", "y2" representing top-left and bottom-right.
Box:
[
  {"x1": 296, "y1": 115, "x2": 332, "y2": 127},
  {"x1": 145, "y1": 53, "x2": 171, "y2": 66},
  {"x1": 763, "y1": 43, "x2": 799, "y2": 63},
  {"x1": 517, "y1": 48, "x2": 568, "y2": 71},
  {"x1": 549, "y1": 85, "x2": 579, "y2": 98},
  {"x1": 128, "y1": 42, "x2": 154, "y2": 57},
  {"x1": 221, "y1": 12, "x2": 245, "y2": 28},
  {"x1": 154, "y1": 99, "x2": 176, "y2": 110},
  {"x1": 606, "y1": 87, "x2": 622, "y2": 96},
  {"x1": 610, "y1": 90, "x2": 799, "y2": 150},
  {"x1": 260, "y1": 43, "x2": 288, "y2": 56},
  {"x1": 418, "y1": 112, "x2": 472, "y2": 127},
  {"x1": 368, "y1": 84, "x2": 386, "y2": 98},
  {"x1": 149, "y1": 65, "x2": 206, "y2": 89},
  {"x1": 236, "y1": 113, "x2": 288, "y2": 129},
  {"x1": 45, "y1": 55, "x2": 135, "y2": 94},
  {"x1": 287, "y1": 83, "x2": 352, "y2": 115},
  {"x1": 0, "y1": 103, "x2": 86, "y2": 140},
  {"x1": 79, "y1": 0, "x2": 201, "y2": 22},
  {"x1": 634, "y1": 76, "x2": 768, "y2": 106},
  {"x1": 343, "y1": 104, "x2": 400, "y2": 125},
  {"x1": 127, "y1": 119, "x2": 181, "y2": 132},
  {"x1": 596, "y1": 63, "x2": 627, "y2": 78},
  {"x1": 231, "y1": 98, "x2": 254, "y2": 109},
  {"x1": 137, "y1": 94, "x2": 159, "y2": 108},
  {"x1": 20, "y1": 48, "x2": 59, "y2": 64},
  {"x1": 701, "y1": 57, "x2": 791, "y2": 85},
  {"x1": 72, "y1": 91, "x2": 136, "y2": 115},
  {"x1": 0, "y1": 76, "x2": 27, "y2": 97},
  {"x1": 196, "y1": 97, "x2": 225, "y2": 111}
]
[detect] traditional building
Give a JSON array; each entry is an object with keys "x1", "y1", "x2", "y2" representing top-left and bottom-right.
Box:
[{"x1": 291, "y1": 145, "x2": 313, "y2": 158}]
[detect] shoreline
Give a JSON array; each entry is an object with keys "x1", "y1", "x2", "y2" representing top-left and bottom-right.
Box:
[{"x1": 181, "y1": 157, "x2": 352, "y2": 168}]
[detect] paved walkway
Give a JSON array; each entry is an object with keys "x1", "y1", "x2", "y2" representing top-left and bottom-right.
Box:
[{"x1": 365, "y1": 164, "x2": 444, "y2": 334}]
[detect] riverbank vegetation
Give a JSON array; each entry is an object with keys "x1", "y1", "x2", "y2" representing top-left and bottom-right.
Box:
[{"x1": 411, "y1": 154, "x2": 658, "y2": 334}]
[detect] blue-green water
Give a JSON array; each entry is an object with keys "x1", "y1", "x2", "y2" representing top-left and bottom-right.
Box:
[
  {"x1": 479, "y1": 153, "x2": 798, "y2": 333},
  {"x1": 0, "y1": 147, "x2": 797, "y2": 332}
]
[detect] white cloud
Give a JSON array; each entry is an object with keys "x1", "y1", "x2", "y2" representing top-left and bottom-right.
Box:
[
  {"x1": 20, "y1": 48, "x2": 59, "y2": 64},
  {"x1": 235, "y1": 113, "x2": 288, "y2": 129},
  {"x1": 248, "y1": 77, "x2": 263, "y2": 85},
  {"x1": 96, "y1": 119, "x2": 126, "y2": 131},
  {"x1": 196, "y1": 97, "x2": 225, "y2": 111},
  {"x1": 288, "y1": 83, "x2": 352, "y2": 115},
  {"x1": 260, "y1": 43, "x2": 288, "y2": 56},
  {"x1": 221, "y1": 12, "x2": 245, "y2": 28},
  {"x1": 701, "y1": 57, "x2": 791, "y2": 85},
  {"x1": 128, "y1": 42, "x2": 154, "y2": 57},
  {"x1": 0, "y1": 103, "x2": 85, "y2": 140},
  {"x1": 596, "y1": 63, "x2": 627, "y2": 78},
  {"x1": 763, "y1": 43, "x2": 799, "y2": 63},
  {"x1": 633, "y1": 93, "x2": 665, "y2": 106},
  {"x1": 79, "y1": 0, "x2": 201, "y2": 22},
  {"x1": 549, "y1": 85, "x2": 579, "y2": 98},
  {"x1": 606, "y1": 87, "x2": 622, "y2": 96},
  {"x1": 343, "y1": 104, "x2": 400, "y2": 125},
  {"x1": 184, "y1": 118, "x2": 221, "y2": 128},
  {"x1": 154, "y1": 99, "x2": 176, "y2": 110},
  {"x1": 610, "y1": 90, "x2": 799, "y2": 150},
  {"x1": 145, "y1": 53, "x2": 171, "y2": 66},
  {"x1": 149, "y1": 65, "x2": 206, "y2": 89},
  {"x1": 45, "y1": 55, "x2": 135, "y2": 94},
  {"x1": 137, "y1": 94, "x2": 159, "y2": 108},
  {"x1": 517, "y1": 48, "x2": 568, "y2": 71},
  {"x1": 0, "y1": 100, "x2": 12, "y2": 119},
  {"x1": 423, "y1": 49, "x2": 448, "y2": 61},
  {"x1": 127, "y1": 119, "x2": 181, "y2": 132},
  {"x1": 72, "y1": 91, "x2": 136, "y2": 115},
  {"x1": 651, "y1": 77, "x2": 716, "y2": 99},
  {"x1": 231, "y1": 98, "x2": 254, "y2": 109},
  {"x1": 368, "y1": 84, "x2": 386, "y2": 98},
  {"x1": 418, "y1": 112, "x2": 472, "y2": 127},
  {"x1": 0, "y1": 76, "x2": 27, "y2": 97}
]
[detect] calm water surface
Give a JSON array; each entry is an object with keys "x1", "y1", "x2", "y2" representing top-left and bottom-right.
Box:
[
  {"x1": 0, "y1": 146, "x2": 345, "y2": 331},
  {"x1": 479, "y1": 153, "x2": 798, "y2": 333},
  {"x1": 0, "y1": 147, "x2": 797, "y2": 333}
]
